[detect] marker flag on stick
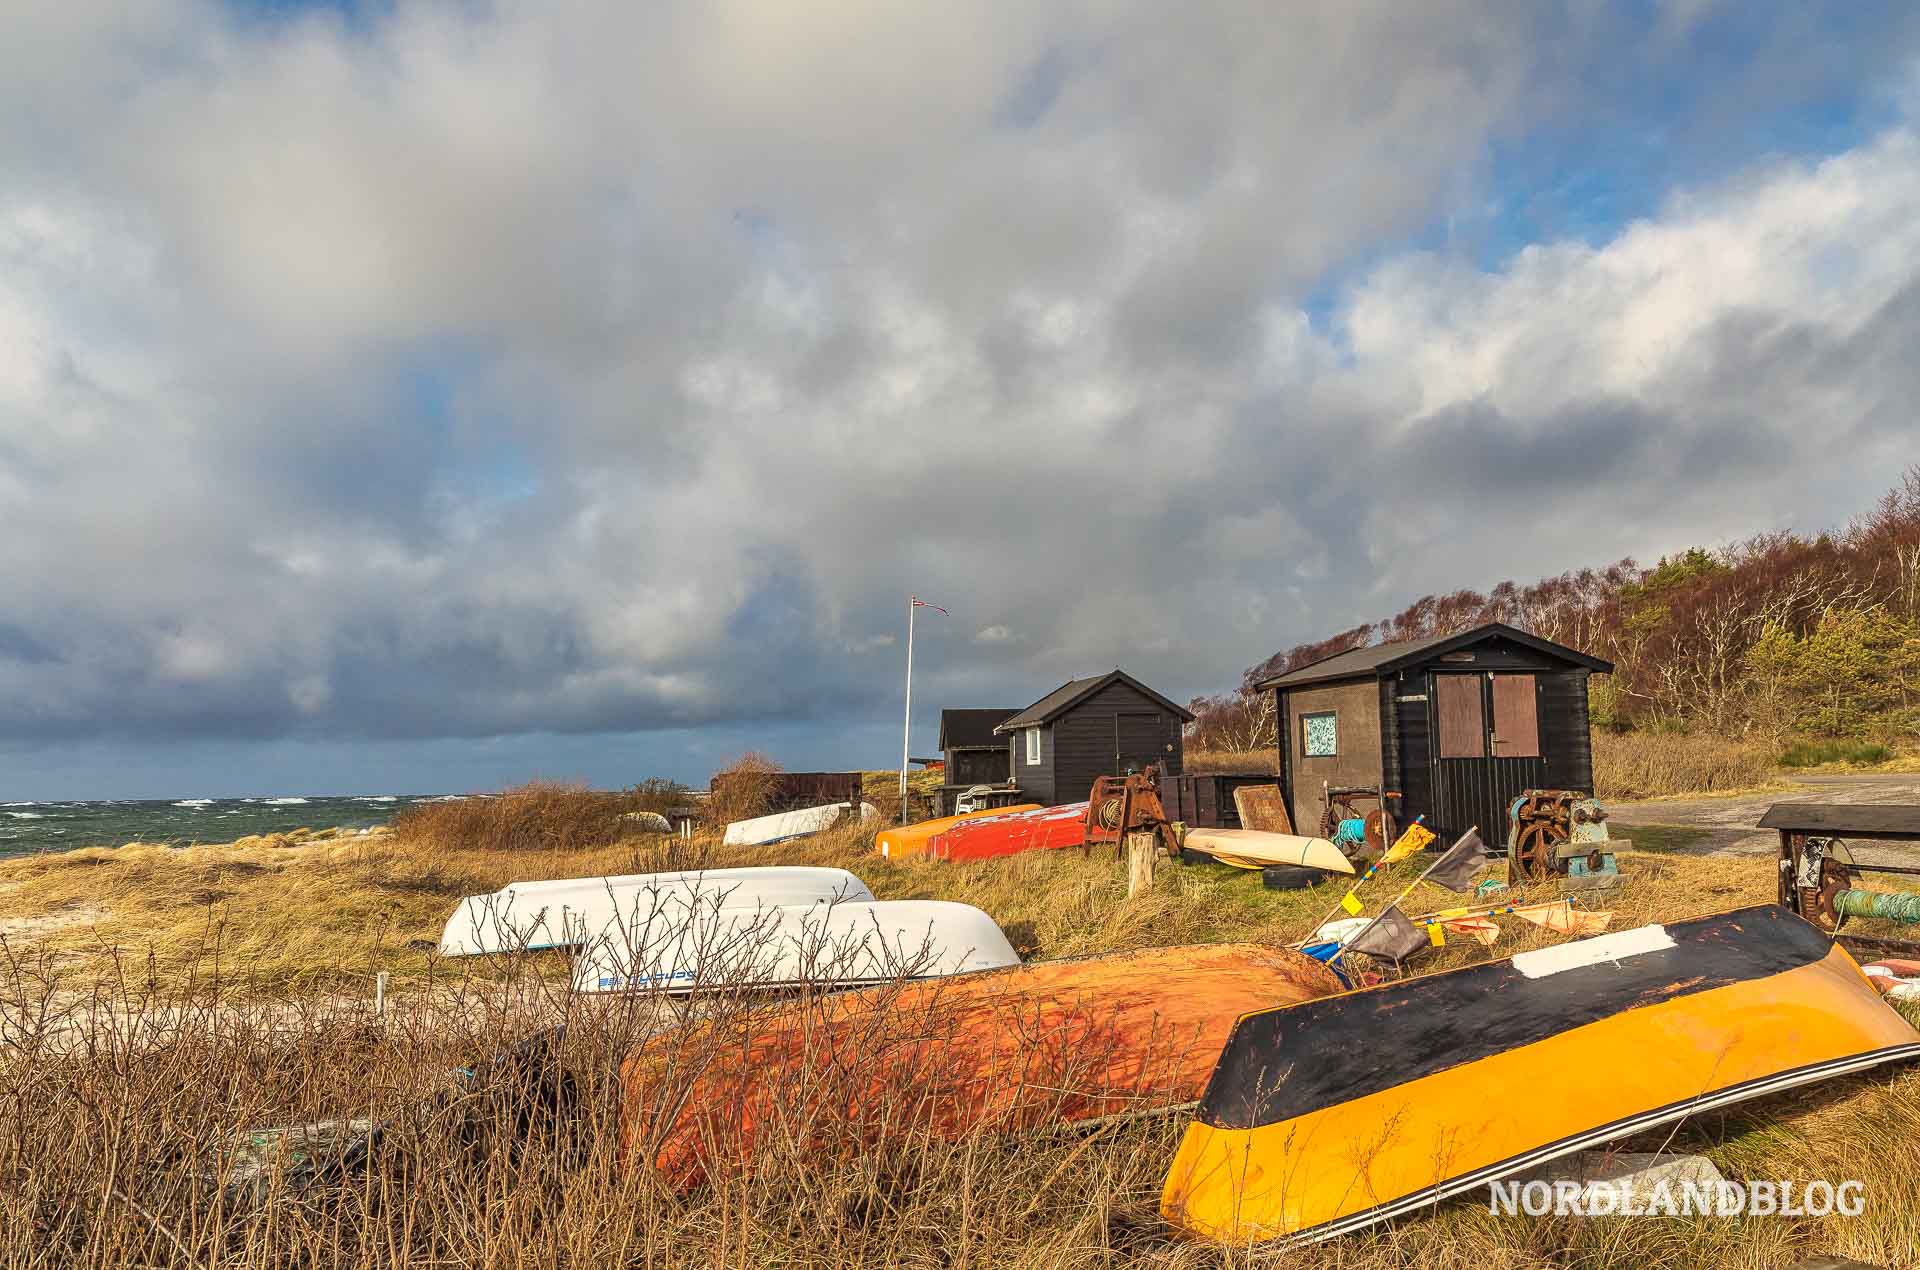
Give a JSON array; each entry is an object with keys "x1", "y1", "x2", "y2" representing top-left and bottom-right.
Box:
[
  {"x1": 1420, "y1": 828, "x2": 1489, "y2": 894},
  {"x1": 1345, "y1": 905, "x2": 1429, "y2": 963},
  {"x1": 1382, "y1": 820, "x2": 1436, "y2": 864}
]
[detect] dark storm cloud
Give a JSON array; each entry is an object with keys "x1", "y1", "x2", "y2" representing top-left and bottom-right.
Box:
[{"x1": 0, "y1": 0, "x2": 1918, "y2": 780}]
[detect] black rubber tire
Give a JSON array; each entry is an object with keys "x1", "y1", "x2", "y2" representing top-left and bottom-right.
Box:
[
  {"x1": 1179, "y1": 847, "x2": 1215, "y2": 865},
  {"x1": 1262, "y1": 864, "x2": 1326, "y2": 890}
]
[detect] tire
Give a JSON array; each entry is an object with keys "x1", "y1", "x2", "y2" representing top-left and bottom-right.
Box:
[
  {"x1": 1179, "y1": 847, "x2": 1216, "y2": 865},
  {"x1": 1262, "y1": 865, "x2": 1326, "y2": 890}
]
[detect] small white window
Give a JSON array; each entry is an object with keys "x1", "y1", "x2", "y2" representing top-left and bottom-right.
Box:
[{"x1": 1025, "y1": 726, "x2": 1041, "y2": 765}]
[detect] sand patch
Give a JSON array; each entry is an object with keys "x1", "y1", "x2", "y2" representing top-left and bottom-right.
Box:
[{"x1": 0, "y1": 901, "x2": 109, "y2": 941}]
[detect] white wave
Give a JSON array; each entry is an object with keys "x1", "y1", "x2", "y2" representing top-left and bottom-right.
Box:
[
  {"x1": 4, "y1": 811, "x2": 43, "y2": 819},
  {"x1": 3, "y1": 801, "x2": 38, "y2": 807},
  {"x1": 173, "y1": 799, "x2": 215, "y2": 808},
  {"x1": 353, "y1": 796, "x2": 398, "y2": 803},
  {"x1": 264, "y1": 797, "x2": 310, "y2": 806}
]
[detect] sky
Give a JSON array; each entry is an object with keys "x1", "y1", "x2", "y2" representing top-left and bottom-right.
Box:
[{"x1": 3, "y1": 1, "x2": 1919, "y2": 798}]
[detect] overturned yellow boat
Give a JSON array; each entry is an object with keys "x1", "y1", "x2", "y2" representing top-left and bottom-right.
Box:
[
  {"x1": 1181, "y1": 828, "x2": 1354, "y2": 874},
  {"x1": 1161, "y1": 905, "x2": 1920, "y2": 1245}
]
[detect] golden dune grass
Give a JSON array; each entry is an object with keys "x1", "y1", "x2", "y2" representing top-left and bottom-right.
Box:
[{"x1": 7, "y1": 787, "x2": 1920, "y2": 1267}]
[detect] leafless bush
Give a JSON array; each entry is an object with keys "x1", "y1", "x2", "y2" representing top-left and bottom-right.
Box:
[{"x1": 703, "y1": 751, "x2": 783, "y2": 828}]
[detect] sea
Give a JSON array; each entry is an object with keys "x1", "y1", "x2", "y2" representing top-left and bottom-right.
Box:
[{"x1": 0, "y1": 795, "x2": 453, "y2": 861}]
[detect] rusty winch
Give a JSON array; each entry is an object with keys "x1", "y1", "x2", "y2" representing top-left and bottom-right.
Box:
[
  {"x1": 1506, "y1": 789, "x2": 1617, "y2": 882},
  {"x1": 1785, "y1": 835, "x2": 1920, "y2": 934},
  {"x1": 1084, "y1": 771, "x2": 1181, "y2": 855}
]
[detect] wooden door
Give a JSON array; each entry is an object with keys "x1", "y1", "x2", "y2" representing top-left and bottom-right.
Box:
[
  {"x1": 1115, "y1": 712, "x2": 1168, "y2": 776},
  {"x1": 1430, "y1": 672, "x2": 1549, "y2": 844},
  {"x1": 1490, "y1": 674, "x2": 1541, "y2": 758}
]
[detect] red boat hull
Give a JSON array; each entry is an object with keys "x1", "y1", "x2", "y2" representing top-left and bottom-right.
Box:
[{"x1": 929, "y1": 800, "x2": 1088, "y2": 860}]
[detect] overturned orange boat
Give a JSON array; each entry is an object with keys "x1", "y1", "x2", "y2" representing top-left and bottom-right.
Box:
[
  {"x1": 875, "y1": 803, "x2": 1042, "y2": 859},
  {"x1": 621, "y1": 943, "x2": 1341, "y2": 1187},
  {"x1": 1162, "y1": 905, "x2": 1920, "y2": 1245}
]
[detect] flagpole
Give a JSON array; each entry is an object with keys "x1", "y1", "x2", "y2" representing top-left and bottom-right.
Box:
[{"x1": 900, "y1": 595, "x2": 914, "y2": 825}]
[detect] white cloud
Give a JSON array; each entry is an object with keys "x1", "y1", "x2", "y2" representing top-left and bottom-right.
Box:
[{"x1": 0, "y1": 1, "x2": 1915, "y2": 769}]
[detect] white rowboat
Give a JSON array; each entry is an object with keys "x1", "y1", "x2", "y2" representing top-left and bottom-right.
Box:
[
  {"x1": 571, "y1": 899, "x2": 1019, "y2": 994},
  {"x1": 722, "y1": 801, "x2": 879, "y2": 847},
  {"x1": 438, "y1": 866, "x2": 877, "y2": 957}
]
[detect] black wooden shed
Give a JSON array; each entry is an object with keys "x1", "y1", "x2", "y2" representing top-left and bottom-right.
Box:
[
  {"x1": 1255, "y1": 623, "x2": 1612, "y2": 844},
  {"x1": 994, "y1": 670, "x2": 1194, "y2": 806},
  {"x1": 938, "y1": 708, "x2": 1017, "y2": 789}
]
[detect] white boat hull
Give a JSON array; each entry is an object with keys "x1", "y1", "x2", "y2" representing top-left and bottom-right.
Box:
[
  {"x1": 723, "y1": 801, "x2": 877, "y2": 847},
  {"x1": 572, "y1": 898, "x2": 1019, "y2": 994},
  {"x1": 438, "y1": 866, "x2": 876, "y2": 957}
]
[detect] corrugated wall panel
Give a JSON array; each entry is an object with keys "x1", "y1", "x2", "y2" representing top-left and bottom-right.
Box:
[
  {"x1": 1539, "y1": 669, "x2": 1594, "y2": 791},
  {"x1": 1395, "y1": 675, "x2": 1432, "y2": 828}
]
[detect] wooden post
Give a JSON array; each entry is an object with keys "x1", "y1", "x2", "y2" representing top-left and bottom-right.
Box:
[{"x1": 1126, "y1": 832, "x2": 1156, "y2": 899}]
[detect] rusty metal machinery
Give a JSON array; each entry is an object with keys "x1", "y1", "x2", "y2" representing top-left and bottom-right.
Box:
[
  {"x1": 1084, "y1": 771, "x2": 1181, "y2": 855},
  {"x1": 1784, "y1": 835, "x2": 1920, "y2": 934},
  {"x1": 1767, "y1": 805, "x2": 1920, "y2": 956},
  {"x1": 1318, "y1": 785, "x2": 1398, "y2": 861},
  {"x1": 1506, "y1": 789, "x2": 1617, "y2": 882}
]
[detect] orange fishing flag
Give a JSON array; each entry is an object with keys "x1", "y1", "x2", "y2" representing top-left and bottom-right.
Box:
[
  {"x1": 1439, "y1": 916, "x2": 1501, "y2": 946},
  {"x1": 1514, "y1": 900, "x2": 1614, "y2": 936}
]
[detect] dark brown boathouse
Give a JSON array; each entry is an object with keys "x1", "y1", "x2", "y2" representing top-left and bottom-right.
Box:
[{"x1": 1256, "y1": 623, "x2": 1612, "y2": 843}]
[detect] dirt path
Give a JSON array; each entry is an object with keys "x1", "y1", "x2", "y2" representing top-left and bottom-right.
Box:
[{"x1": 1610, "y1": 773, "x2": 1920, "y2": 856}]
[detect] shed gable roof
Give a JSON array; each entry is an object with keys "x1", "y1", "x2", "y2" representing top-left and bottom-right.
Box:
[
  {"x1": 938, "y1": 708, "x2": 1018, "y2": 750},
  {"x1": 1255, "y1": 622, "x2": 1612, "y2": 690},
  {"x1": 995, "y1": 669, "x2": 1196, "y2": 733}
]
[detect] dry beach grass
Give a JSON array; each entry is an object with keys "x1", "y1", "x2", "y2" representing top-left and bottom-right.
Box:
[{"x1": 5, "y1": 787, "x2": 1920, "y2": 1266}]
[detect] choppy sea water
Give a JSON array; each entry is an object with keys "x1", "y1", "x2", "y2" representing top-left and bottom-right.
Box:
[{"x1": 0, "y1": 795, "x2": 457, "y2": 860}]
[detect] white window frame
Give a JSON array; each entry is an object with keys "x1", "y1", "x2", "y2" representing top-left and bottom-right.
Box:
[{"x1": 1024, "y1": 726, "x2": 1042, "y2": 766}]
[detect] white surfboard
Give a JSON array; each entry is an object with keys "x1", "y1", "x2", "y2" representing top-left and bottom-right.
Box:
[
  {"x1": 438, "y1": 866, "x2": 876, "y2": 957},
  {"x1": 571, "y1": 898, "x2": 1019, "y2": 994}
]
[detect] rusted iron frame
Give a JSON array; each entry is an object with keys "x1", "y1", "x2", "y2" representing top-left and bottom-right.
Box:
[{"x1": 1778, "y1": 816, "x2": 1920, "y2": 957}]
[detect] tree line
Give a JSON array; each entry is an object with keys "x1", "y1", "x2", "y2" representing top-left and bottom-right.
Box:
[{"x1": 1189, "y1": 468, "x2": 1920, "y2": 752}]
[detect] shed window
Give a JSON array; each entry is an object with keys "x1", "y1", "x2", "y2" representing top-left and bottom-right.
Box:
[
  {"x1": 1301, "y1": 711, "x2": 1337, "y2": 758},
  {"x1": 1024, "y1": 726, "x2": 1041, "y2": 765}
]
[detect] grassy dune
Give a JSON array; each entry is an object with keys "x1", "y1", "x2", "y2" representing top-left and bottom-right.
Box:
[{"x1": 6, "y1": 788, "x2": 1920, "y2": 1266}]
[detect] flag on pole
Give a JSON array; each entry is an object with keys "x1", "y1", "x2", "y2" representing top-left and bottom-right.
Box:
[
  {"x1": 1345, "y1": 905, "x2": 1428, "y2": 964},
  {"x1": 1382, "y1": 819, "x2": 1436, "y2": 864},
  {"x1": 1420, "y1": 828, "x2": 1489, "y2": 893},
  {"x1": 910, "y1": 597, "x2": 948, "y2": 615}
]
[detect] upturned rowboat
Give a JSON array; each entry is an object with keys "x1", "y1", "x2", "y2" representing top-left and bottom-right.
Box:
[
  {"x1": 621, "y1": 942, "x2": 1343, "y2": 1186},
  {"x1": 571, "y1": 898, "x2": 1019, "y2": 994},
  {"x1": 1161, "y1": 905, "x2": 1920, "y2": 1244},
  {"x1": 876, "y1": 804, "x2": 1043, "y2": 859},
  {"x1": 1180, "y1": 828, "x2": 1354, "y2": 874},
  {"x1": 438, "y1": 866, "x2": 876, "y2": 957},
  {"x1": 927, "y1": 801, "x2": 1089, "y2": 861}
]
